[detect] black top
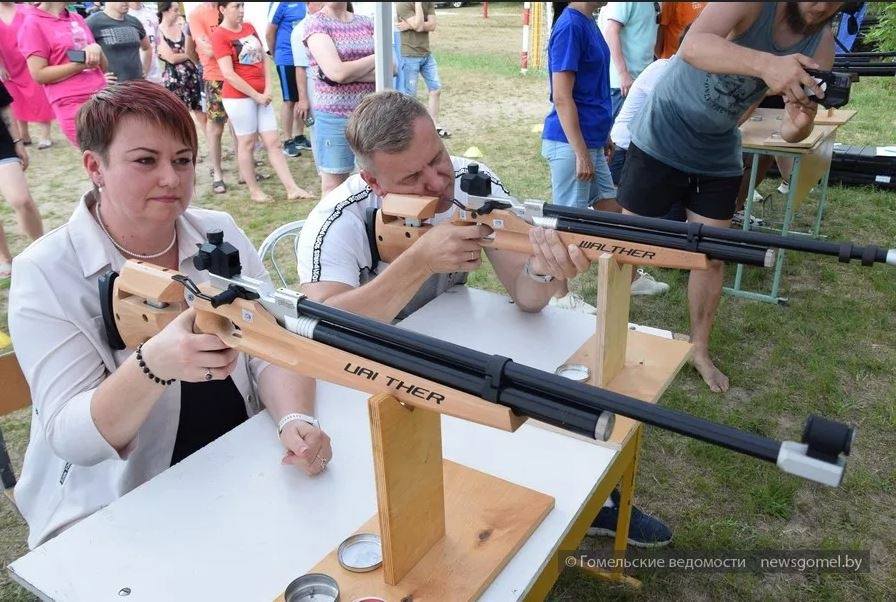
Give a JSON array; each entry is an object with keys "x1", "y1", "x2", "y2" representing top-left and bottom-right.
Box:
[
  {"x1": 0, "y1": 82, "x2": 16, "y2": 161},
  {"x1": 170, "y1": 376, "x2": 249, "y2": 466}
]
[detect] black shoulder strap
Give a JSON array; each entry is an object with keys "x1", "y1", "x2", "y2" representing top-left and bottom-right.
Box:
[{"x1": 365, "y1": 206, "x2": 381, "y2": 271}]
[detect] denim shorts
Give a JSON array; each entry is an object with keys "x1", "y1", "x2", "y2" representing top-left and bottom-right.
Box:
[
  {"x1": 402, "y1": 54, "x2": 441, "y2": 95},
  {"x1": 312, "y1": 109, "x2": 356, "y2": 175},
  {"x1": 541, "y1": 139, "x2": 616, "y2": 209}
]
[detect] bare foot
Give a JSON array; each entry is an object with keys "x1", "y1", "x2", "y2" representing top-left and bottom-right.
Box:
[
  {"x1": 692, "y1": 350, "x2": 729, "y2": 393},
  {"x1": 250, "y1": 193, "x2": 273, "y2": 203},
  {"x1": 287, "y1": 187, "x2": 314, "y2": 200}
]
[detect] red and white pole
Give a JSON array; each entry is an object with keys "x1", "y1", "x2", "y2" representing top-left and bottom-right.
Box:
[{"x1": 521, "y1": 2, "x2": 531, "y2": 73}]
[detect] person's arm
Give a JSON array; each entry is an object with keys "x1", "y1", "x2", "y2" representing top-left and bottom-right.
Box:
[
  {"x1": 294, "y1": 65, "x2": 309, "y2": 120},
  {"x1": 0, "y1": 55, "x2": 8, "y2": 82},
  {"x1": 405, "y1": 2, "x2": 437, "y2": 32},
  {"x1": 265, "y1": 23, "x2": 278, "y2": 55},
  {"x1": 603, "y1": 19, "x2": 633, "y2": 96},
  {"x1": 487, "y1": 226, "x2": 591, "y2": 313},
  {"x1": 552, "y1": 70, "x2": 593, "y2": 182},
  {"x1": 257, "y1": 367, "x2": 331, "y2": 475},
  {"x1": 679, "y1": 2, "x2": 823, "y2": 105},
  {"x1": 306, "y1": 31, "x2": 375, "y2": 83},
  {"x1": 26, "y1": 49, "x2": 101, "y2": 85},
  {"x1": 158, "y1": 33, "x2": 189, "y2": 65},
  {"x1": 184, "y1": 30, "x2": 201, "y2": 64},
  {"x1": 187, "y1": 11, "x2": 215, "y2": 60},
  {"x1": 300, "y1": 221, "x2": 490, "y2": 323},
  {"x1": 139, "y1": 29, "x2": 152, "y2": 77},
  {"x1": 780, "y1": 28, "x2": 835, "y2": 142},
  {"x1": 217, "y1": 53, "x2": 266, "y2": 102}
]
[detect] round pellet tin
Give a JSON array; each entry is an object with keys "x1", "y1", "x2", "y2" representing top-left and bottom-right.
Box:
[
  {"x1": 337, "y1": 533, "x2": 383, "y2": 573},
  {"x1": 283, "y1": 573, "x2": 339, "y2": 602},
  {"x1": 555, "y1": 363, "x2": 591, "y2": 383}
]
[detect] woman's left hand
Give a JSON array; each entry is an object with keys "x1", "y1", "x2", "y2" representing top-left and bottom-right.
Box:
[
  {"x1": 280, "y1": 420, "x2": 332, "y2": 476},
  {"x1": 14, "y1": 140, "x2": 28, "y2": 171}
]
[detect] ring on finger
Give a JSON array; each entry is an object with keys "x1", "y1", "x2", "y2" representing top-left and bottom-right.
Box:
[{"x1": 204, "y1": 367, "x2": 212, "y2": 381}]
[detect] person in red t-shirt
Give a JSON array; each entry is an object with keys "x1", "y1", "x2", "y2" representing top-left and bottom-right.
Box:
[{"x1": 212, "y1": 2, "x2": 311, "y2": 202}]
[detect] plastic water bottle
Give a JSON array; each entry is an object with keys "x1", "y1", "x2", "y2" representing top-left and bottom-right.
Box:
[{"x1": 71, "y1": 21, "x2": 87, "y2": 50}]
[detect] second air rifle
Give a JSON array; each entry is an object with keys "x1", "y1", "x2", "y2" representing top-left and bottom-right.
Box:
[{"x1": 368, "y1": 164, "x2": 895, "y2": 272}]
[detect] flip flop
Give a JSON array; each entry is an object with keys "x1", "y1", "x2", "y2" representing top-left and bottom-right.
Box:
[
  {"x1": 238, "y1": 172, "x2": 272, "y2": 184},
  {"x1": 436, "y1": 127, "x2": 452, "y2": 139},
  {"x1": 212, "y1": 180, "x2": 226, "y2": 194}
]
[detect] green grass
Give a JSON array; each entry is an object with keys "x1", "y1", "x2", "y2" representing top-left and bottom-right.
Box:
[{"x1": 2, "y1": 4, "x2": 896, "y2": 601}]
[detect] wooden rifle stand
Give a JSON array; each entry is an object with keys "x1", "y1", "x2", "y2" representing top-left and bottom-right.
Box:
[{"x1": 275, "y1": 254, "x2": 692, "y2": 601}]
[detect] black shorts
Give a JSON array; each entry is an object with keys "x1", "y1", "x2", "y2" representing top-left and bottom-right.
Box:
[
  {"x1": 617, "y1": 143, "x2": 742, "y2": 221},
  {"x1": 276, "y1": 65, "x2": 299, "y2": 102}
]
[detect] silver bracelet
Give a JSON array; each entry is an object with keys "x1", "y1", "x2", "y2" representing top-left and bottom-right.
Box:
[
  {"x1": 277, "y1": 412, "x2": 319, "y2": 434},
  {"x1": 524, "y1": 256, "x2": 556, "y2": 283}
]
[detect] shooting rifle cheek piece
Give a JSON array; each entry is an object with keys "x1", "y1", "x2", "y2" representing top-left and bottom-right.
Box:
[{"x1": 98, "y1": 231, "x2": 856, "y2": 488}]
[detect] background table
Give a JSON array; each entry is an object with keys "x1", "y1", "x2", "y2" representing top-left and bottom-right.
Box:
[
  {"x1": 9, "y1": 288, "x2": 666, "y2": 602},
  {"x1": 725, "y1": 108, "x2": 856, "y2": 304}
]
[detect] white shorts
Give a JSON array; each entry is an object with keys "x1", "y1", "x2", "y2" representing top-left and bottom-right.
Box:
[{"x1": 221, "y1": 97, "x2": 278, "y2": 137}]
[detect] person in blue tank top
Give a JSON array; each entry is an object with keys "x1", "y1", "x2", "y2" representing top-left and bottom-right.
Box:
[{"x1": 616, "y1": 2, "x2": 844, "y2": 393}]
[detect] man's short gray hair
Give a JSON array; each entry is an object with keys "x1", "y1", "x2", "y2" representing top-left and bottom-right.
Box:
[{"x1": 346, "y1": 91, "x2": 432, "y2": 171}]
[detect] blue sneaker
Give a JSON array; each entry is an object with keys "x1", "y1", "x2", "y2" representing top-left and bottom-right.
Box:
[
  {"x1": 587, "y1": 488, "x2": 672, "y2": 548},
  {"x1": 293, "y1": 134, "x2": 312, "y2": 151}
]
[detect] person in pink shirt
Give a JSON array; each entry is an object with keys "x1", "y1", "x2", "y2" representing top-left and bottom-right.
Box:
[
  {"x1": 17, "y1": 2, "x2": 107, "y2": 146},
  {"x1": 0, "y1": 2, "x2": 55, "y2": 149}
]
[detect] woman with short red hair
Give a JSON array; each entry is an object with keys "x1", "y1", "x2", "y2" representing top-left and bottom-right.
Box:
[{"x1": 8, "y1": 81, "x2": 331, "y2": 549}]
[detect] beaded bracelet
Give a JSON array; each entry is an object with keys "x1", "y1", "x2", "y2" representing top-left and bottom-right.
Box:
[{"x1": 136, "y1": 343, "x2": 176, "y2": 386}]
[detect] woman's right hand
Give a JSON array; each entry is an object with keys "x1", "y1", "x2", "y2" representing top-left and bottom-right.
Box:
[
  {"x1": 83, "y1": 43, "x2": 103, "y2": 68},
  {"x1": 575, "y1": 151, "x2": 594, "y2": 182},
  {"x1": 140, "y1": 308, "x2": 238, "y2": 383},
  {"x1": 254, "y1": 90, "x2": 272, "y2": 106}
]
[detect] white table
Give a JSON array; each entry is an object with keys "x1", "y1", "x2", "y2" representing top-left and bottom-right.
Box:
[{"x1": 9, "y1": 287, "x2": 661, "y2": 601}]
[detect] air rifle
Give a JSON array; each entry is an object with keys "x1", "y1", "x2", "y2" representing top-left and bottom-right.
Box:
[
  {"x1": 98, "y1": 231, "x2": 854, "y2": 487},
  {"x1": 369, "y1": 164, "x2": 895, "y2": 271}
]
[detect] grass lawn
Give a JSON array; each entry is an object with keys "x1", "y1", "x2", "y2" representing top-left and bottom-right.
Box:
[{"x1": 1, "y1": 4, "x2": 895, "y2": 600}]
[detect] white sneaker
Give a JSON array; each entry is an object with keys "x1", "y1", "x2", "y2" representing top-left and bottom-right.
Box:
[
  {"x1": 549, "y1": 292, "x2": 597, "y2": 314},
  {"x1": 630, "y1": 269, "x2": 670, "y2": 296},
  {"x1": 731, "y1": 210, "x2": 765, "y2": 227},
  {"x1": 751, "y1": 190, "x2": 764, "y2": 203},
  {"x1": 777, "y1": 181, "x2": 790, "y2": 194}
]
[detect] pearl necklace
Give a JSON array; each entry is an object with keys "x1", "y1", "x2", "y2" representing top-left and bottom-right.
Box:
[{"x1": 94, "y1": 201, "x2": 177, "y2": 260}]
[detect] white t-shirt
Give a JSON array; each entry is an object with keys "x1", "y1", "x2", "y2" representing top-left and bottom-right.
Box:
[
  {"x1": 297, "y1": 157, "x2": 508, "y2": 318},
  {"x1": 609, "y1": 58, "x2": 669, "y2": 150},
  {"x1": 129, "y1": 5, "x2": 162, "y2": 83}
]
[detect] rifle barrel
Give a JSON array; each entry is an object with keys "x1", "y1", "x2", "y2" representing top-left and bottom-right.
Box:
[{"x1": 543, "y1": 205, "x2": 895, "y2": 266}]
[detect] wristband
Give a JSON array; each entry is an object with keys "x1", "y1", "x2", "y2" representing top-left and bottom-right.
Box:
[
  {"x1": 277, "y1": 412, "x2": 320, "y2": 434},
  {"x1": 135, "y1": 343, "x2": 176, "y2": 386},
  {"x1": 524, "y1": 256, "x2": 556, "y2": 283}
]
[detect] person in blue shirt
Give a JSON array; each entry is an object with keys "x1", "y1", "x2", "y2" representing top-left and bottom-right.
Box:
[
  {"x1": 266, "y1": 2, "x2": 310, "y2": 157},
  {"x1": 541, "y1": 2, "x2": 667, "y2": 312}
]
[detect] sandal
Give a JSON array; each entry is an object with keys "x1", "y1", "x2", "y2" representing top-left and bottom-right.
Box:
[
  {"x1": 212, "y1": 180, "x2": 226, "y2": 194},
  {"x1": 436, "y1": 126, "x2": 452, "y2": 139},
  {"x1": 238, "y1": 172, "x2": 271, "y2": 184}
]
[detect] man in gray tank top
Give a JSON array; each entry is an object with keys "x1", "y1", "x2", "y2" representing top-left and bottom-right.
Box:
[
  {"x1": 297, "y1": 91, "x2": 593, "y2": 324},
  {"x1": 616, "y1": 2, "x2": 843, "y2": 393}
]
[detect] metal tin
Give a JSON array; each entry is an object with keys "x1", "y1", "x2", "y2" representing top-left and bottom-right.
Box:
[
  {"x1": 337, "y1": 533, "x2": 383, "y2": 573},
  {"x1": 284, "y1": 573, "x2": 340, "y2": 602},
  {"x1": 555, "y1": 363, "x2": 591, "y2": 383}
]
